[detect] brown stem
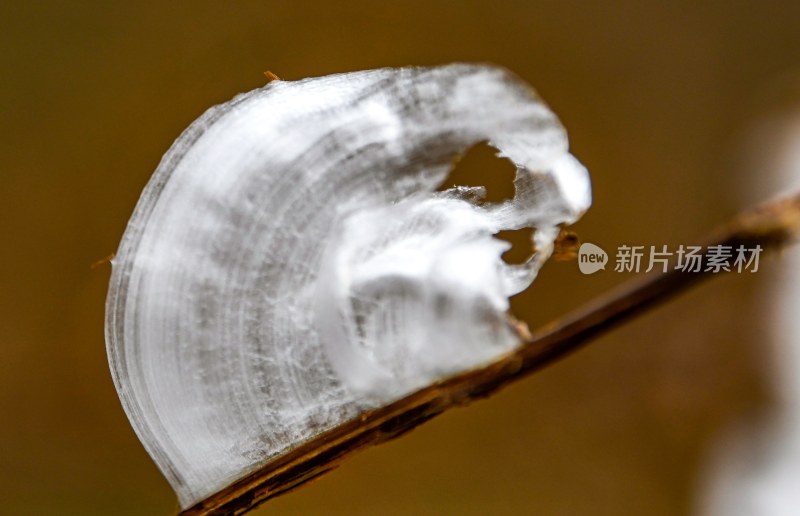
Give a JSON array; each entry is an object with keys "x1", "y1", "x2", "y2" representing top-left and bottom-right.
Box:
[{"x1": 181, "y1": 193, "x2": 800, "y2": 516}]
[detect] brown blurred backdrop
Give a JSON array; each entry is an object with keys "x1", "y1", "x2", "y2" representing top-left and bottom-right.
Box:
[{"x1": 2, "y1": 1, "x2": 800, "y2": 514}]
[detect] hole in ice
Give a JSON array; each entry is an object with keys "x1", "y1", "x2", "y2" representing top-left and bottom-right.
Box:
[
  {"x1": 436, "y1": 141, "x2": 517, "y2": 203},
  {"x1": 495, "y1": 228, "x2": 535, "y2": 265}
]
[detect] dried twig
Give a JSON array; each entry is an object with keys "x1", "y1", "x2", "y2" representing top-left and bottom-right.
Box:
[{"x1": 181, "y1": 193, "x2": 800, "y2": 516}]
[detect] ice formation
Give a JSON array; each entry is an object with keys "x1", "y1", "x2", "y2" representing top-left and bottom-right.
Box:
[{"x1": 105, "y1": 63, "x2": 591, "y2": 507}]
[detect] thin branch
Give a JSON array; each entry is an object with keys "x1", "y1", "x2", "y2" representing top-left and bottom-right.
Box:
[{"x1": 181, "y1": 193, "x2": 800, "y2": 516}]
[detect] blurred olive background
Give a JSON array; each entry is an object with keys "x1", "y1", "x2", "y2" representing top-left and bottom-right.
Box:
[{"x1": 2, "y1": 1, "x2": 800, "y2": 515}]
